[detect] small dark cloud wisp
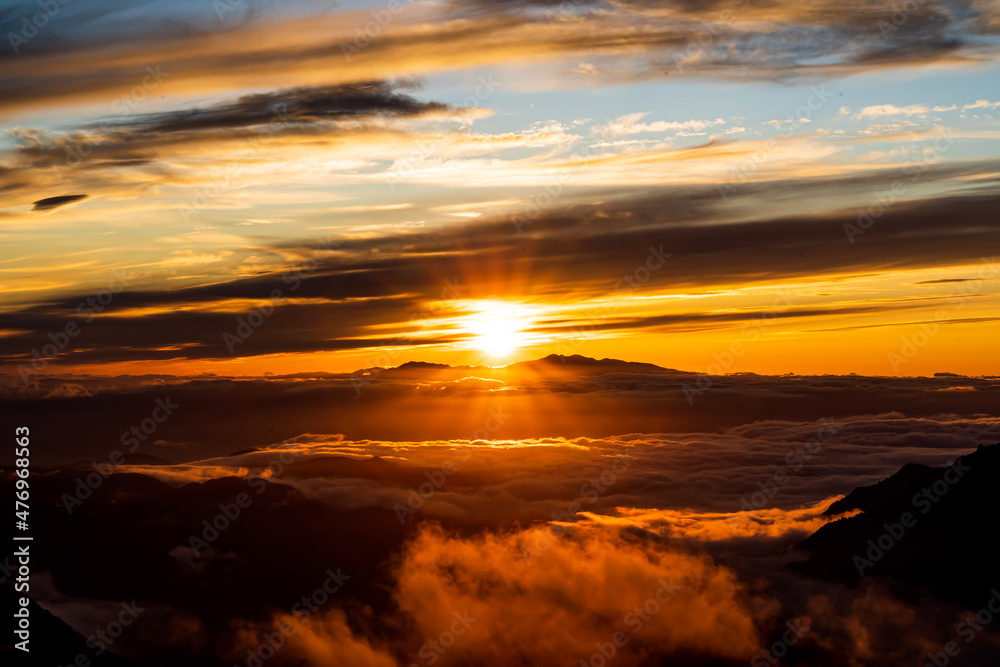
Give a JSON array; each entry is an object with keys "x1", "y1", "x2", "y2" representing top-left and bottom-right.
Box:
[{"x1": 31, "y1": 194, "x2": 88, "y2": 211}]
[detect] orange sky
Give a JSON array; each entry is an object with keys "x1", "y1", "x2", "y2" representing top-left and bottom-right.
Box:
[{"x1": 1, "y1": 0, "x2": 999, "y2": 379}]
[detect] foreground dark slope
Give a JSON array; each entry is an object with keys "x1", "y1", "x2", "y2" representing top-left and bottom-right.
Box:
[
  {"x1": 797, "y1": 443, "x2": 1000, "y2": 608},
  {"x1": 0, "y1": 584, "x2": 136, "y2": 667}
]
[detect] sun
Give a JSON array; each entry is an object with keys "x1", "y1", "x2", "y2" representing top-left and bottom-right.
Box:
[{"x1": 462, "y1": 300, "x2": 536, "y2": 359}]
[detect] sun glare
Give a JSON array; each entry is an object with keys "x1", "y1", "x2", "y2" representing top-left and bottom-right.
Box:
[{"x1": 462, "y1": 300, "x2": 536, "y2": 359}]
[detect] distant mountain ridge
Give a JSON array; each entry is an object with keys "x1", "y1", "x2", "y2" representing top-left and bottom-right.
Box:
[
  {"x1": 370, "y1": 354, "x2": 671, "y2": 376},
  {"x1": 514, "y1": 354, "x2": 668, "y2": 372}
]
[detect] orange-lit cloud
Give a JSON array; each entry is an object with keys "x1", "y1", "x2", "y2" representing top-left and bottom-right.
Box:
[{"x1": 390, "y1": 522, "x2": 765, "y2": 665}]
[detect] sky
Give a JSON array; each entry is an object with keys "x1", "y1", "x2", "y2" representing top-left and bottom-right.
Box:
[
  {"x1": 3, "y1": 4, "x2": 1000, "y2": 664},
  {"x1": 1, "y1": 0, "x2": 999, "y2": 379}
]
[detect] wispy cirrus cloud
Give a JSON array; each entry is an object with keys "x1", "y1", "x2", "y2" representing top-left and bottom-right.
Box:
[{"x1": 1, "y1": 0, "x2": 997, "y2": 118}]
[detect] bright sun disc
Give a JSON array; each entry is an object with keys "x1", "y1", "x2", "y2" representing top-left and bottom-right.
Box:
[{"x1": 463, "y1": 301, "x2": 534, "y2": 358}]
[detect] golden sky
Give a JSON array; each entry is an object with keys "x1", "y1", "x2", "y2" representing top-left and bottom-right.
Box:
[{"x1": 1, "y1": 0, "x2": 999, "y2": 378}]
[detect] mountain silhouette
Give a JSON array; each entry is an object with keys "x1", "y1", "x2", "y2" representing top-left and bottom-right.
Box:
[
  {"x1": 511, "y1": 354, "x2": 669, "y2": 373},
  {"x1": 797, "y1": 443, "x2": 1000, "y2": 608},
  {"x1": 0, "y1": 584, "x2": 136, "y2": 667}
]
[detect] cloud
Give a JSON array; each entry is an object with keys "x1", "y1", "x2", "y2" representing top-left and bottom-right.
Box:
[
  {"x1": 118, "y1": 413, "x2": 1000, "y2": 522},
  {"x1": 390, "y1": 522, "x2": 763, "y2": 665},
  {"x1": 115, "y1": 80, "x2": 454, "y2": 134},
  {"x1": 2, "y1": 183, "x2": 999, "y2": 367},
  {"x1": 1, "y1": 0, "x2": 996, "y2": 119},
  {"x1": 593, "y1": 113, "x2": 726, "y2": 137},
  {"x1": 13, "y1": 395, "x2": 1000, "y2": 665},
  {"x1": 5, "y1": 80, "x2": 479, "y2": 179},
  {"x1": 855, "y1": 104, "x2": 929, "y2": 119},
  {"x1": 241, "y1": 609, "x2": 397, "y2": 667},
  {"x1": 114, "y1": 464, "x2": 251, "y2": 486},
  {"x1": 575, "y1": 498, "x2": 860, "y2": 541},
  {"x1": 963, "y1": 99, "x2": 999, "y2": 109},
  {"x1": 31, "y1": 194, "x2": 88, "y2": 211}
]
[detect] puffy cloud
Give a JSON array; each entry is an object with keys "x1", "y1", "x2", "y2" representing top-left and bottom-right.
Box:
[
  {"x1": 573, "y1": 498, "x2": 860, "y2": 541},
  {"x1": 391, "y1": 523, "x2": 764, "y2": 665},
  {"x1": 115, "y1": 464, "x2": 250, "y2": 485},
  {"x1": 854, "y1": 104, "x2": 929, "y2": 118},
  {"x1": 15, "y1": 405, "x2": 1000, "y2": 665},
  {"x1": 242, "y1": 610, "x2": 397, "y2": 667}
]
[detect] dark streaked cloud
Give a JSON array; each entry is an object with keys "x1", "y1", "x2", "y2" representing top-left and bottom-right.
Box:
[
  {"x1": 0, "y1": 78, "x2": 481, "y2": 208},
  {"x1": 0, "y1": 183, "x2": 997, "y2": 367},
  {"x1": 107, "y1": 80, "x2": 451, "y2": 135},
  {"x1": 914, "y1": 277, "x2": 980, "y2": 284},
  {"x1": 7, "y1": 80, "x2": 466, "y2": 173},
  {"x1": 30, "y1": 193, "x2": 89, "y2": 211}
]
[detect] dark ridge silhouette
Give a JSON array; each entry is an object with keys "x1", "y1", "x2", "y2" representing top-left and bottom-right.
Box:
[
  {"x1": 63, "y1": 453, "x2": 175, "y2": 468},
  {"x1": 371, "y1": 354, "x2": 669, "y2": 376},
  {"x1": 395, "y1": 361, "x2": 452, "y2": 370},
  {"x1": 277, "y1": 455, "x2": 481, "y2": 487},
  {"x1": 797, "y1": 443, "x2": 1000, "y2": 608},
  {"x1": 824, "y1": 462, "x2": 940, "y2": 515},
  {"x1": 0, "y1": 467, "x2": 410, "y2": 651},
  {"x1": 516, "y1": 353, "x2": 666, "y2": 370},
  {"x1": 0, "y1": 584, "x2": 136, "y2": 667},
  {"x1": 120, "y1": 453, "x2": 175, "y2": 466}
]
